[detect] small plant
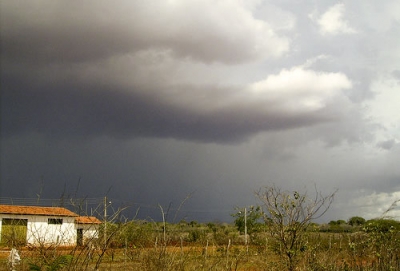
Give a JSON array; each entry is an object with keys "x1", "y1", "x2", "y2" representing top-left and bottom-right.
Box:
[
  {"x1": 362, "y1": 219, "x2": 400, "y2": 269},
  {"x1": 28, "y1": 254, "x2": 72, "y2": 271}
]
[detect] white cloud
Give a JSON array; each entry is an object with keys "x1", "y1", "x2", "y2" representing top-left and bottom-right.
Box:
[
  {"x1": 300, "y1": 55, "x2": 331, "y2": 69},
  {"x1": 252, "y1": 2, "x2": 296, "y2": 31},
  {"x1": 250, "y1": 66, "x2": 352, "y2": 112},
  {"x1": 350, "y1": 0, "x2": 400, "y2": 32},
  {"x1": 363, "y1": 77, "x2": 400, "y2": 145},
  {"x1": 315, "y1": 3, "x2": 356, "y2": 36},
  {"x1": 154, "y1": 65, "x2": 354, "y2": 116},
  {"x1": 351, "y1": 191, "x2": 400, "y2": 219}
]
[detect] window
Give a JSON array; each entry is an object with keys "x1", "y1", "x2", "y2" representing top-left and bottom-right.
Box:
[
  {"x1": 48, "y1": 218, "x2": 63, "y2": 225},
  {"x1": 2, "y1": 219, "x2": 28, "y2": 226}
]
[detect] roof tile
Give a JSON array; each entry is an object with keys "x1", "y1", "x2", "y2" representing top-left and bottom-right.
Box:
[
  {"x1": 0, "y1": 205, "x2": 78, "y2": 217},
  {"x1": 75, "y1": 216, "x2": 102, "y2": 224}
]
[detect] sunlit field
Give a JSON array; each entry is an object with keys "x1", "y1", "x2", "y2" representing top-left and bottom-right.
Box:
[{"x1": 1, "y1": 220, "x2": 400, "y2": 271}]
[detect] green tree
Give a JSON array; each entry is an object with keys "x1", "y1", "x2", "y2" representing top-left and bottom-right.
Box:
[
  {"x1": 363, "y1": 218, "x2": 400, "y2": 232},
  {"x1": 328, "y1": 219, "x2": 346, "y2": 226},
  {"x1": 232, "y1": 205, "x2": 264, "y2": 235},
  {"x1": 256, "y1": 184, "x2": 336, "y2": 271},
  {"x1": 348, "y1": 216, "x2": 365, "y2": 226}
]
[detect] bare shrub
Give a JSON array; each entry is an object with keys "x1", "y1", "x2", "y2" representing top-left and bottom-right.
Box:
[{"x1": 256, "y1": 184, "x2": 336, "y2": 271}]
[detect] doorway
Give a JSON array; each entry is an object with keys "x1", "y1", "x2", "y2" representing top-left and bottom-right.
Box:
[{"x1": 77, "y1": 228, "x2": 83, "y2": 246}]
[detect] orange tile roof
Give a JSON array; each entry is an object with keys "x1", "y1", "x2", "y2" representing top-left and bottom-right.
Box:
[
  {"x1": 75, "y1": 216, "x2": 102, "y2": 224},
  {"x1": 0, "y1": 205, "x2": 78, "y2": 217}
]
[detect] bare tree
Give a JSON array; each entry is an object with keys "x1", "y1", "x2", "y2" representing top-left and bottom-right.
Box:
[{"x1": 256, "y1": 184, "x2": 337, "y2": 271}]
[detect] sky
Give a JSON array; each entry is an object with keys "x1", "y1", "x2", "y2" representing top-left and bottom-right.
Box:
[{"x1": 1, "y1": 0, "x2": 400, "y2": 223}]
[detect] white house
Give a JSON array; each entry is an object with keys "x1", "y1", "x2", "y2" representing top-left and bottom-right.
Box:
[{"x1": 0, "y1": 205, "x2": 101, "y2": 246}]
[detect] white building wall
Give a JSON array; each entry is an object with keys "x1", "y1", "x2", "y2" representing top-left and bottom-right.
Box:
[
  {"x1": 0, "y1": 214, "x2": 77, "y2": 246},
  {"x1": 27, "y1": 216, "x2": 76, "y2": 246},
  {"x1": 78, "y1": 224, "x2": 99, "y2": 241}
]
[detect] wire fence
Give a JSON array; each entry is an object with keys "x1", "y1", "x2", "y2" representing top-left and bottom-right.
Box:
[{"x1": 0, "y1": 197, "x2": 233, "y2": 223}]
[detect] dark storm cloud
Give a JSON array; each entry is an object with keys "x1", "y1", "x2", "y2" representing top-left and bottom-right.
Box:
[
  {"x1": 2, "y1": 0, "x2": 399, "y2": 222},
  {"x1": 0, "y1": 0, "x2": 309, "y2": 143},
  {"x1": 1, "y1": 1, "x2": 287, "y2": 66},
  {"x1": 377, "y1": 139, "x2": 396, "y2": 150},
  {"x1": 0, "y1": 0, "x2": 348, "y2": 143},
  {"x1": 1, "y1": 77, "x2": 335, "y2": 143}
]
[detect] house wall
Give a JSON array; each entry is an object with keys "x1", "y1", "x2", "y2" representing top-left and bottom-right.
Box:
[
  {"x1": 76, "y1": 224, "x2": 99, "y2": 245},
  {"x1": 81, "y1": 224, "x2": 99, "y2": 240},
  {"x1": 0, "y1": 214, "x2": 76, "y2": 246}
]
